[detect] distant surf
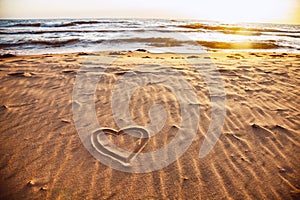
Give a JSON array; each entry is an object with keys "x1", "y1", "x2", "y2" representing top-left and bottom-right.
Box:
[{"x1": 0, "y1": 18, "x2": 299, "y2": 55}]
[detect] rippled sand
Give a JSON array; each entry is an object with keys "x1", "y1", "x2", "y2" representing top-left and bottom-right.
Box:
[{"x1": 0, "y1": 51, "x2": 299, "y2": 199}]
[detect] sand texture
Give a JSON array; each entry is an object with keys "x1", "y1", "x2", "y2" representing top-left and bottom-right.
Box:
[{"x1": 0, "y1": 51, "x2": 299, "y2": 199}]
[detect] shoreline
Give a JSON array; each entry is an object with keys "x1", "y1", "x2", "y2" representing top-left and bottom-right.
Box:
[{"x1": 1, "y1": 49, "x2": 300, "y2": 58}]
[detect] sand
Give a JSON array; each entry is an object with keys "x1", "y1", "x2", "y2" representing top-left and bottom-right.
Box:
[{"x1": 0, "y1": 51, "x2": 299, "y2": 199}]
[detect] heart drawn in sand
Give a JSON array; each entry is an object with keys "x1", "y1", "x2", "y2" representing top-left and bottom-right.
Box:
[{"x1": 91, "y1": 126, "x2": 149, "y2": 166}]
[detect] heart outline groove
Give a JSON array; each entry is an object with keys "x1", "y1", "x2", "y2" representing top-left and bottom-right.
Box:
[{"x1": 91, "y1": 126, "x2": 149, "y2": 166}]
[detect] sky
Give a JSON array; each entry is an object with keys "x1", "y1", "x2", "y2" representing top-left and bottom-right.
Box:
[{"x1": 0, "y1": 0, "x2": 299, "y2": 24}]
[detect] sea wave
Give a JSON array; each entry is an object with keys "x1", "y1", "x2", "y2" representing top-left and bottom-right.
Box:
[
  {"x1": 0, "y1": 29, "x2": 121, "y2": 34},
  {"x1": 14, "y1": 22, "x2": 42, "y2": 27},
  {"x1": 101, "y1": 37, "x2": 284, "y2": 49},
  {"x1": 9, "y1": 20, "x2": 141, "y2": 28},
  {"x1": 0, "y1": 29, "x2": 298, "y2": 40},
  {"x1": 0, "y1": 38, "x2": 80, "y2": 48},
  {"x1": 0, "y1": 36, "x2": 287, "y2": 50},
  {"x1": 178, "y1": 23, "x2": 300, "y2": 34},
  {"x1": 196, "y1": 40, "x2": 282, "y2": 49},
  {"x1": 0, "y1": 29, "x2": 199, "y2": 35},
  {"x1": 100, "y1": 37, "x2": 194, "y2": 47},
  {"x1": 12, "y1": 20, "x2": 101, "y2": 28}
]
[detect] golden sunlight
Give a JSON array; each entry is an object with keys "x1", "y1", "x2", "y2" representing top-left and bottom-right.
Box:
[{"x1": 187, "y1": 0, "x2": 298, "y2": 24}]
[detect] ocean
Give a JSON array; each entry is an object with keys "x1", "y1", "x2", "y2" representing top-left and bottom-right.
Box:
[{"x1": 0, "y1": 18, "x2": 299, "y2": 55}]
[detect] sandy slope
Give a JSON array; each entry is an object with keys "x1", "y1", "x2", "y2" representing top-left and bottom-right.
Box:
[{"x1": 0, "y1": 51, "x2": 299, "y2": 199}]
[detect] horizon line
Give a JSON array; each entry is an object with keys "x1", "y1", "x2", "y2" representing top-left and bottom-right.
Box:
[{"x1": 0, "y1": 17, "x2": 299, "y2": 25}]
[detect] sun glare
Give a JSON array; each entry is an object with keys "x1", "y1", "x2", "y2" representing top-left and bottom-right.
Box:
[{"x1": 186, "y1": 0, "x2": 298, "y2": 24}]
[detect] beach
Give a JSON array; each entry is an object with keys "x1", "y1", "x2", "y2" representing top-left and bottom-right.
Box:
[{"x1": 0, "y1": 51, "x2": 299, "y2": 199}]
